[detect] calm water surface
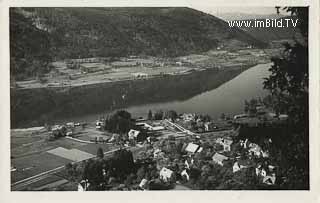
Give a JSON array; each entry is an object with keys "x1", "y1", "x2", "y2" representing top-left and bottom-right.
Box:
[{"x1": 62, "y1": 63, "x2": 271, "y2": 123}]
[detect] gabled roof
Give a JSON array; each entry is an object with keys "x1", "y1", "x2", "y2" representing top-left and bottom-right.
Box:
[
  {"x1": 212, "y1": 153, "x2": 228, "y2": 163},
  {"x1": 160, "y1": 167, "x2": 173, "y2": 177},
  {"x1": 263, "y1": 175, "x2": 276, "y2": 185},
  {"x1": 185, "y1": 143, "x2": 200, "y2": 153},
  {"x1": 128, "y1": 129, "x2": 140, "y2": 138}
]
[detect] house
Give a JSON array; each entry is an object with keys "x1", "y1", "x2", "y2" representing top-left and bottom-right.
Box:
[
  {"x1": 263, "y1": 173, "x2": 276, "y2": 185},
  {"x1": 96, "y1": 121, "x2": 104, "y2": 130},
  {"x1": 233, "y1": 114, "x2": 248, "y2": 120},
  {"x1": 136, "y1": 122, "x2": 153, "y2": 130},
  {"x1": 279, "y1": 114, "x2": 289, "y2": 121},
  {"x1": 66, "y1": 122, "x2": 75, "y2": 128},
  {"x1": 185, "y1": 143, "x2": 200, "y2": 154},
  {"x1": 233, "y1": 159, "x2": 254, "y2": 173},
  {"x1": 204, "y1": 122, "x2": 218, "y2": 131},
  {"x1": 212, "y1": 153, "x2": 228, "y2": 166},
  {"x1": 184, "y1": 160, "x2": 190, "y2": 169},
  {"x1": 132, "y1": 72, "x2": 148, "y2": 78},
  {"x1": 248, "y1": 143, "x2": 262, "y2": 157},
  {"x1": 181, "y1": 169, "x2": 190, "y2": 181},
  {"x1": 151, "y1": 126, "x2": 165, "y2": 131},
  {"x1": 139, "y1": 179, "x2": 148, "y2": 190},
  {"x1": 153, "y1": 149, "x2": 162, "y2": 158},
  {"x1": 128, "y1": 129, "x2": 140, "y2": 140},
  {"x1": 78, "y1": 180, "x2": 90, "y2": 191},
  {"x1": 261, "y1": 150, "x2": 270, "y2": 158},
  {"x1": 181, "y1": 113, "x2": 196, "y2": 122},
  {"x1": 160, "y1": 167, "x2": 173, "y2": 182},
  {"x1": 255, "y1": 164, "x2": 267, "y2": 177},
  {"x1": 176, "y1": 61, "x2": 183, "y2": 66},
  {"x1": 216, "y1": 138, "x2": 233, "y2": 151}
]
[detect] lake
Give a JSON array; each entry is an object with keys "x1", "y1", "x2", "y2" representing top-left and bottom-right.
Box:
[
  {"x1": 124, "y1": 63, "x2": 271, "y2": 119},
  {"x1": 67, "y1": 63, "x2": 271, "y2": 123}
]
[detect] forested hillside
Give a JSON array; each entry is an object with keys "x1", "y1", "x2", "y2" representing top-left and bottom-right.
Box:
[{"x1": 10, "y1": 7, "x2": 267, "y2": 80}]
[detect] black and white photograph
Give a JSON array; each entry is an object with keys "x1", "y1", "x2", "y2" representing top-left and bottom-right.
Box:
[{"x1": 4, "y1": 2, "x2": 317, "y2": 194}]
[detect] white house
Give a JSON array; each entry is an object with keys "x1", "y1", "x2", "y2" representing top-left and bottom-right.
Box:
[
  {"x1": 132, "y1": 72, "x2": 148, "y2": 78},
  {"x1": 185, "y1": 143, "x2": 200, "y2": 153},
  {"x1": 216, "y1": 138, "x2": 233, "y2": 151},
  {"x1": 153, "y1": 149, "x2": 162, "y2": 158},
  {"x1": 248, "y1": 143, "x2": 262, "y2": 157},
  {"x1": 255, "y1": 165, "x2": 267, "y2": 177},
  {"x1": 212, "y1": 153, "x2": 228, "y2": 166},
  {"x1": 263, "y1": 173, "x2": 276, "y2": 185},
  {"x1": 160, "y1": 167, "x2": 173, "y2": 182},
  {"x1": 233, "y1": 160, "x2": 253, "y2": 173},
  {"x1": 78, "y1": 180, "x2": 90, "y2": 191},
  {"x1": 128, "y1": 129, "x2": 140, "y2": 140},
  {"x1": 139, "y1": 179, "x2": 148, "y2": 190},
  {"x1": 181, "y1": 169, "x2": 190, "y2": 181}
]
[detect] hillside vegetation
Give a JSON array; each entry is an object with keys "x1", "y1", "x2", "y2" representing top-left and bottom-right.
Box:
[
  {"x1": 241, "y1": 17, "x2": 301, "y2": 43},
  {"x1": 10, "y1": 7, "x2": 266, "y2": 80}
]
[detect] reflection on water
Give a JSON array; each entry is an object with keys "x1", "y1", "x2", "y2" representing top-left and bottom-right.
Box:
[
  {"x1": 69, "y1": 63, "x2": 271, "y2": 123},
  {"x1": 125, "y1": 63, "x2": 271, "y2": 118}
]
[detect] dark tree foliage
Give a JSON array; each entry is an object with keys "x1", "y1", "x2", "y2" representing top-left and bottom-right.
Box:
[
  {"x1": 104, "y1": 110, "x2": 135, "y2": 133},
  {"x1": 82, "y1": 159, "x2": 104, "y2": 190},
  {"x1": 153, "y1": 110, "x2": 164, "y2": 120},
  {"x1": 263, "y1": 7, "x2": 309, "y2": 189},
  {"x1": 10, "y1": 8, "x2": 52, "y2": 80},
  {"x1": 97, "y1": 147, "x2": 104, "y2": 159},
  {"x1": 164, "y1": 110, "x2": 178, "y2": 122},
  {"x1": 147, "y1": 110, "x2": 153, "y2": 120},
  {"x1": 109, "y1": 149, "x2": 135, "y2": 178}
]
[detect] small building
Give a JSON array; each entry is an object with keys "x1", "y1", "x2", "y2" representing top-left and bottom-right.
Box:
[
  {"x1": 279, "y1": 114, "x2": 289, "y2": 121},
  {"x1": 255, "y1": 164, "x2": 267, "y2": 177},
  {"x1": 233, "y1": 114, "x2": 248, "y2": 120},
  {"x1": 66, "y1": 122, "x2": 75, "y2": 128},
  {"x1": 181, "y1": 113, "x2": 196, "y2": 122},
  {"x1": 151, "y1": 126, "x2": 165, "y2": 131},
  {"x1": 263, "y1": 173, "x2": 276, "y2": 185},
  {"x1": 233, "y1": 159, "x2": 254, "y2": 173},
  {"x1": 212, "y1": 153, "x2": 228, "y2": 166},
  {"x1": 248, "y1": 143, "x2": 263, "y2": 157},
  {"x1": 160, "y1": 167, "x2": 173, "y2": 182},
  {"x1": 78, "y1": 180, "x2": 90, "y2": 191},
  {"x1": 132, "y1": 72, "x2": 148, "y2": 78},
  {"x1": 139, "y1": 179, "x2": 148, "y2": 190},
  {"x1": 185, "y1": 143, "x2": 200, "y2": 154},
  {"x1": 216, "y1": 137, "x2": 233, "y2": 151},
  {"x1": 128, "y1": 129, "x2": 140, "y2": 140},
  {"x1": 153, "y1": 149, "x2": 162, "y2": 158},
  {"x1": 181, "y1": 169, "x2": 190, "y2": 181},
  {"x1": 96, "y1": 120, "x2": 104, "y2": 130}
]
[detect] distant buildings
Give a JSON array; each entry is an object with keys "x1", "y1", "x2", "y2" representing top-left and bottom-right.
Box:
[{"x1": 132, "y1": 72, "x2": 148, "y2": 78}]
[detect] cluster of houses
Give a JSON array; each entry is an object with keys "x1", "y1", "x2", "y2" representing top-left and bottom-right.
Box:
[{"x1": 144, "y1": 134, "x2": 277, "y2": 189}]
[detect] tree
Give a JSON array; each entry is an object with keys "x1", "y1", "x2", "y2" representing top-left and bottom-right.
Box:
[
  {"x1": 148, "y1": 110, "x2": 153, "y2": 120},
  {"x1": 154, "y1": 110, "x2": 164, "y2": 120},
  {"x1": 164, "y1": 110, "x2": 178, "y2": 122},
  {"x1": 262, "y1": 7, "x2": 309, "y2": 189},
  {"x1": 97, "y1": 147, "x2": 104, "y2": 159}
]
